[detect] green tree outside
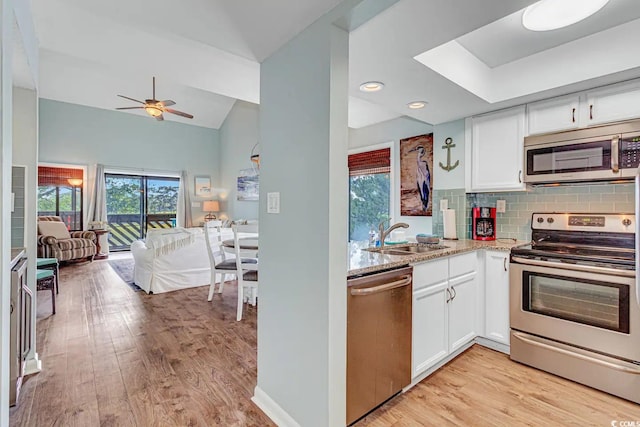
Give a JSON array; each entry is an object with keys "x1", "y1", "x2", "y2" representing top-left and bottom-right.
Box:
[{"x1": 349, "y1": 173, "x2": 390, "y2": 241}]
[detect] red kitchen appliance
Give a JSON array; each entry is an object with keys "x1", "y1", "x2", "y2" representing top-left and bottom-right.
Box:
[{"x1": 472, "y1": 207, "x2": 496, "y2": 241}]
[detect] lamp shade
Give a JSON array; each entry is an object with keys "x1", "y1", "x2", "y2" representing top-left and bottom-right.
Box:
[{"x1": 203, "y1": 200, "x2": 220, "y2": 212}]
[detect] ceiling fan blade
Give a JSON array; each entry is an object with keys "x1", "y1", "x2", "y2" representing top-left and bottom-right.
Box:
[
  {"x1": 155, "y1": 114, "x2": 164, "y2": 121},
  {"x1": 117, "y1": 94, "x2": 145, "y2": 104},
  {"x1": 165, "y1": 108, "x2": 194, "y2": 119},
  {"x1": 116, "y1": 106, "x2": 145, "y2": 110},
  {"x1": 160, "y1": 100, "x2": 175, "y2": 107}
]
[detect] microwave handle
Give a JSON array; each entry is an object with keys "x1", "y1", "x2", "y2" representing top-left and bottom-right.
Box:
[{"x1": 611, "y1": 135, "x2": 620, "y2": 173}]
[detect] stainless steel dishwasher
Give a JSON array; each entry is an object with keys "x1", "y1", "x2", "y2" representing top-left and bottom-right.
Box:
[{"x1": 346, "y1": 265, "x2": 412, "y2": 425}]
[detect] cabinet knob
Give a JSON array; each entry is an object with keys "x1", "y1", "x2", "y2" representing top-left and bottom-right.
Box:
[
  {"x1": 572, "y1": 107, "x2": 576, "y2": 123},
  {"x1": 518, "y1": 170, "x2": 522, "y2": 183},
  {"x1": 623, "y1": 218, "x2": 632, "y2": 227},
  {"x1": 537, "y1": 217, "x2": 544, "y2": 223},
  {"x1": 503, "y1": 257, "x2": 507, "y2": 271},
  {"x1": 589, "y1": 104, "x2": 593, "y2": 120},
  {"x1": 547, "y1": 217, "x2": 554, "y2": 224}
]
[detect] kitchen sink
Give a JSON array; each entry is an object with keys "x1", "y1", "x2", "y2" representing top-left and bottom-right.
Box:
[{"x1": 365, "y1": 244, "x2": 449, "y2": 256}]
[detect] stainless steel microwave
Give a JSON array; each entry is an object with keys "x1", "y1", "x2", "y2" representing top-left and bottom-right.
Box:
[{"x1": 524, "y1": 119, "x2": 640, "y2": 184}]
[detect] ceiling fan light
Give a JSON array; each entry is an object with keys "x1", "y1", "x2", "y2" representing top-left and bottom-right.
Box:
[
  {"x1": 144, "y1": 106, "x2": 163, "y2": 117},
  {"x1": 522, "y1": 0, "x2": 610, "y2": 32}
]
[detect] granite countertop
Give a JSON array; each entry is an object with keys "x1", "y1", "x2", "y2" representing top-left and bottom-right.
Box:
[
  {"x1": 10, "y1": 248, "x2": 25, "y2": 269},
  {"x1": 348, "y1": 239, "x2": 526, "y2": 277}
]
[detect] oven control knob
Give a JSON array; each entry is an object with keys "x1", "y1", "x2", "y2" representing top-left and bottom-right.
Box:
[
  {"x1": 623, "y1": 218, "x2": 632, "y2": 227},
  {"x1": 547, "y1": 217, "x2": 554, "y2": 224},
  {"x1": 536, "y1": 217, "x2": 544, "y2": 223}
]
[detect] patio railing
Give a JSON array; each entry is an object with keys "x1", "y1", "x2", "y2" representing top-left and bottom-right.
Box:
[{"x1": 108, "y1": 213, "x2": 175, "y2": 251}]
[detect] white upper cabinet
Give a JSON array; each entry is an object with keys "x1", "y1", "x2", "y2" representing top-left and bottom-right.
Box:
[
  {"x1": 527, "y1": 94, "x2": 581, "y2": 135},
  {"x1": 467, "y1": 106, "x2": 526, "y2": 192},
  {"x1": 527, "y1": 80, "x2": 640, "y2": 136},
  {"x1": 585, "y1": 80, "x2": 640, "y2": 126}
]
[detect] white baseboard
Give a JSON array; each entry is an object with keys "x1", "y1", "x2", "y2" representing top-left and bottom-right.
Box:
[
  {"x1": 475, "y1": 337, "x2": 510, "y2": 355},
  {"x1": 252, "y1": 386, "x2": 300, "y2": 427},
  {"x1": 24, "y1": 352, "x2": 42, "y2": 375}
]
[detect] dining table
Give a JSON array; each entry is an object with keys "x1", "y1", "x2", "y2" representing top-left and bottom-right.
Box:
[{"x1": 221, "y1": 237, "x2": 259, "y2": 251}]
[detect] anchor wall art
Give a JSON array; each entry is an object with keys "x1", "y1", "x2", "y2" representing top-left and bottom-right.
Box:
[{"x1": 400, "y1": 133, "x2": 433, "y2": 217}]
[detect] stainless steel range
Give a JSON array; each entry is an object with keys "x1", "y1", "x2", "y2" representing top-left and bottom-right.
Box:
[{"x1": 510, "y1": 212, "x2": 640, "y2": 404}]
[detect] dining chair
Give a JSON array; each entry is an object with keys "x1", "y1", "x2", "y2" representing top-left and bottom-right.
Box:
[
  {"x1": 204, "y1": 220, "x2": 229, "y2": 300},
  {"x1": 222, "y1": 223, "x2": 259, "y2": 321}
]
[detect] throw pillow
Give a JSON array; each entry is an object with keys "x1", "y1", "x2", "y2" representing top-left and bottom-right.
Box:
[{"x1": 38, "y1": 221, "x2": 71, "y2": 240}]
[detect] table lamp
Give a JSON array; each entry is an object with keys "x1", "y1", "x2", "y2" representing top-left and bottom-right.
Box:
[{"x1": 203, "y1": 200, "x2": 220, "y2": 222}]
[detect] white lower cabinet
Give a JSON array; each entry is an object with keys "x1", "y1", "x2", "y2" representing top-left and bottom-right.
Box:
[
  {"x1": 412, "y1": 281, "x2": 448, "y2": 377},
  {"x1": 448, "y1": 272, "x2": 478, "y2": 353},
  {"x1": 483, "y1": 250, "x2": 510, "y2": 346},
  {"x1": 412, "y1": 253, "x2": 477, "y2": 379}
]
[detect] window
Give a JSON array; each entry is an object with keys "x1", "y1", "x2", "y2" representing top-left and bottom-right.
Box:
[
  {"x1": 37, "y1": 166, "x2": 84, "y2": 231},
  {"x1": 348, "y1": 147, "x2": 391, "y2": 241},
  {"x1": 105, "y1": 173, "x2": 180, "y2": 250}
]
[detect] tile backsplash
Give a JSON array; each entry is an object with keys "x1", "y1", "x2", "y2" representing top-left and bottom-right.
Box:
[
  {"x1": 433, "y1": 183, "x2": 634, "y2": 242},
  {"x1": 432, "y1": 189, "x2": 466, "y2": 239}
]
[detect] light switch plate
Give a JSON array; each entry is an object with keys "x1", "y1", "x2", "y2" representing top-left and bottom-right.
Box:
[
  {"x1": 496, "y1": 200, "x2": 506, "y2": 213},
  {"x1": 191, "y1": 201, "x2": 201, "y2": 208},
  {"x1": 440, "y1": 199, "x2": 448, "y2": 211},
  {"x1": 267, "y1": 192, "x2": 280, "y2": 214}
]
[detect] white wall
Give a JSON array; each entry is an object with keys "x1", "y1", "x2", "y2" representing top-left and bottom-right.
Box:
[
  {"x1": 38, "y1": 99, "x2": 222, "y2": 224},
  {"x1": 219, "y1": 100, "x2": 259, "y2": 220},
  {"x1": 348, "y1": 116, "x2": 435, "y2": 234},
  {"x1": 433, "y1": 119, "x2": 465, "y2": 190}
]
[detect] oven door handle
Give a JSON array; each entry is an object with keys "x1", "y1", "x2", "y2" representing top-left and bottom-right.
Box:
[
  {"x1": 510, "y1": 256, "x2": 636, "y2": 278},
  {"x1": 512, "y1": 332, "x2": 640, "y2": 375}
]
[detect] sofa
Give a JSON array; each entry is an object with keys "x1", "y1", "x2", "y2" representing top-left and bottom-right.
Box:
[
  {"x1": 37, "y1": 216, "x2": 97, "y2": 262},
  {"x1": 131, "y1": 227, "x2": 233, "y2": 294}
]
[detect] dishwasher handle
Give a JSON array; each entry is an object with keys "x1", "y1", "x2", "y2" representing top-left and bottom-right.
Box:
[{"x1": 350, "y1": 275, "x2": 411, "y2": 296}]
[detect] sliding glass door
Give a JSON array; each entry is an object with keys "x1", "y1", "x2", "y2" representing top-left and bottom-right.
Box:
[{"x1": 105, "y1": 174, "x2": 179, "y2": 250}]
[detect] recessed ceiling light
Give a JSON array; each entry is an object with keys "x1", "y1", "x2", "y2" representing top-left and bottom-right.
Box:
[
  {"x1": 522, "y1": 0, "x2": 610, "y2": 32},
  {"x1": 407, "y1": 101, "x2": 427, "y2": 109},
  {"x1": 359, "y1": 81, "x2": 384, "y2": 92}
]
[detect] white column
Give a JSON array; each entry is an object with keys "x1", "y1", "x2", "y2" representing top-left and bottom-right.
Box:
[
  {"x1": 13, "y1": 88, "x2": 40, "y2": 374},
  {"x1": 0, "y1": 0, "x2": 14, "y2": 423},
  {"x1": 254, "y1": 22, "x2": 349, "y2": 427}
]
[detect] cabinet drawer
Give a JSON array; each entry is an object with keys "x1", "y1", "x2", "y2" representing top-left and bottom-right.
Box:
[
  {"x1": 449, "y1": 252, "x2": 477, "y2": 278},
  {"x1": 412, "y1": 258, "x2": 448, "y2": 291}
]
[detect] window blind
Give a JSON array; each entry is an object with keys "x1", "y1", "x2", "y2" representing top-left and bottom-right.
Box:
[
  {"x1": 38, "y1": 166, "x2": 83, "y2": 186},
  {"x1": 348, "y1": 148, "x2": 390, "y2": 176}
]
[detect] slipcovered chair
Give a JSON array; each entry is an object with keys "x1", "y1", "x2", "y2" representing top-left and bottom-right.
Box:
[{"x1": 37, "y1": 216, "x2": 97, "y2": 262}]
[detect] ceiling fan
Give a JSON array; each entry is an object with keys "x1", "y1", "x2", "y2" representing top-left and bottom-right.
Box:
[{"x1": 116, "y1": 77, "x2": 194, "y2": 121}]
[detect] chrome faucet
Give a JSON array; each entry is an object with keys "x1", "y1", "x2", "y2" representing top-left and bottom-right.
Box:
[{"x1": 379, "y1": 221, "x2": 409, "y2": 249}]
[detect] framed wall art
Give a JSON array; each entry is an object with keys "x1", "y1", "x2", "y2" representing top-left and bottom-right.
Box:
[
  {"x1": 400, "y1": 133, "x2": 434, "y2": 216},
  {"x1": 237, "y1": 168, "x2": 259, "y2": 201},
  {"x1": 194, "y1": 175, "x2": 212, "y2": 198}
]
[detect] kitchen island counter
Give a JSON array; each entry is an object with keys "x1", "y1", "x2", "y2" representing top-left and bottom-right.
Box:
[{"x1": 348, "y1": 239, "x2": 525, "y2": 277}]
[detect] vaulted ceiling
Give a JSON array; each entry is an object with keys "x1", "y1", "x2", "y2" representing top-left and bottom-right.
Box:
[{"x1": 30, "y1": 0, "x2": 640, "y2": 130}]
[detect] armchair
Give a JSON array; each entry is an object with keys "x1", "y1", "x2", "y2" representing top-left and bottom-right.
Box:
[{"x1": 37, "y1": 216, "x2": 97, "y2": 262}]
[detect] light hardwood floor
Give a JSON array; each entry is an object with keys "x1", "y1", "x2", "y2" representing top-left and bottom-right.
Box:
[
  {"x1": 10, "y1": 258, "x2": 640, "y2": 426},
  {"x1": 357, "y1": 345, "x2": 640, "y2": 426},
  {"x1": 9, "y1": 257, "x2": 274, "y2": 426}
]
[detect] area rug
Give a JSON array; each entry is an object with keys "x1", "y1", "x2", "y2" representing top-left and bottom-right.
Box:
[{"x1": 108, "y1": 259, "x2": 143, "y2": 292}]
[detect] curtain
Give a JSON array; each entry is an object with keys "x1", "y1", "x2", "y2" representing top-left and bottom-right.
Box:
[
  {"x1": 348, "y1": 148, "x2": 391, "y2": 176},
  {"x1": 87, "y1": 164, "x2": 107, "y2": 225},
  {"x1": 38, "y1": 166, "x2": 83, "y2": 185},
  {"x1": 177, "y1": 170, "x2": 193, "y2": 228}
]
